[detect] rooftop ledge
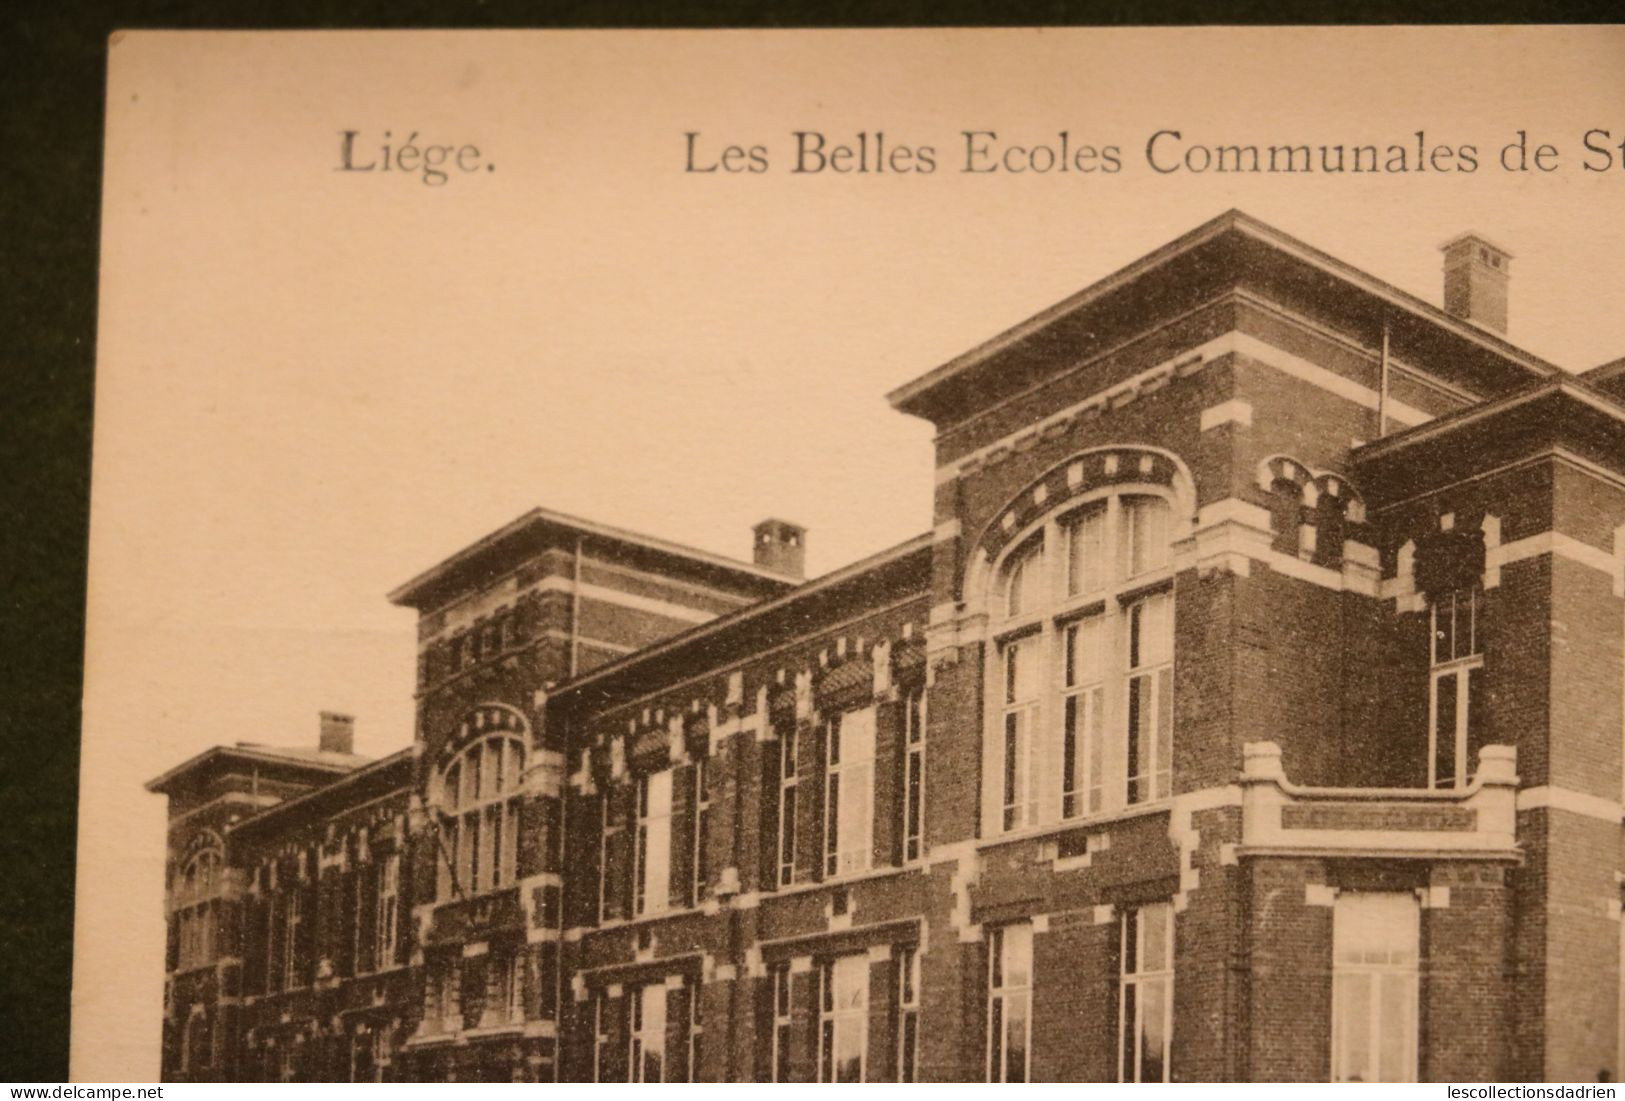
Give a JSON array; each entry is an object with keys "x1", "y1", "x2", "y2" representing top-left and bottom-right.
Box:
[{"x1": 1239, "y1": 741, "x2": 1520, "y2": 860}]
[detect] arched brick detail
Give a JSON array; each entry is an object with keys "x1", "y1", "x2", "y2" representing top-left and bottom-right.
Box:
[
  {"x1": 971, "y1": 446, "x2": 1195, "y2": 573},
  {"x1": 432, "y1": 702, "x2": 532, "y2": 772},
  {"x1": 1256, "y1": 454, "x2": 1316, "y2": 504}
]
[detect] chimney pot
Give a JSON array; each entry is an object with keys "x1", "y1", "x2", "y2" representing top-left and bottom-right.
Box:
[
  {"x1": 319, "y1": 711, "x2": 355, "y2": 755},
  {"x1": 752, "y1": 518, "x2": 806, "y2": 579},
  {"x1": 1441, "y1": 232, "x2": 1512, "y2": 334}
]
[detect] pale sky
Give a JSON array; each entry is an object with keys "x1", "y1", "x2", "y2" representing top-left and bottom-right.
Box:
[{"x1": 78, "y1": 26, "x2": 1625, "y2": 1080}]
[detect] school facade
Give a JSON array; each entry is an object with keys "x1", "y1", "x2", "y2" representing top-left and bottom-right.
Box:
[{"x1": 147, "y1": 210, "x2": 1625, "y2": 1083}]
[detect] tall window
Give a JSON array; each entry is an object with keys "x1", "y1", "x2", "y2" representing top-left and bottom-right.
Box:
[
  {"x1": 375, "y1": 853, "x2": 399, "y2": 968},
  {"x1": 688, "y1": 976, "x2": 704, "y2": 1081},
  {"x1": 430, "y1": 957, "x2": 460, "y2": 1032},
  {"x1": 348, "y1": 1027, "x2": 376, "y2": 1083},
  {"x1": 439, "y1": 732, "x2": 525, "y2": 898},
  {"x1": 897, "y1": 945, "x2": 920, "y2": 1082},
  {"x1": 824, "y1": 709, "x2": 876, "y2": 879},
  {"x1": 486, "y1": 950, "x2": 522, "y2": 1027},
  {"x1": 1062, "y1": 616, "x2": 1106, "y2": 818},
  {"x1": 692, "y1": 759, "x2": 711, "y2": 905},
  {"x1": 182, "y1": 1012, "x2": 211, "y2": 1074},
  {"x1": 634, "y1": 770, "x2": 674, "y2": 916},
  {"x1": 598, "y1": 795, "x2": 614, "y2": 923},
  {"x1": 1331, "y1": 892, "x2": 1419, "y2": 1083},
  {"x1": 175, "y1": 849, "x2": 221, "y2": 971},
  {"x1": 592, "y1": 994, "x2": 612, "y2": 1082},
  {"x1": 1429, "y1": 588, "x2": 1483, "y2": 789},
  {"x1": 987, "y1": 923, "x2": 1032, "y2": 1082},
  {"x1": 818, "y1": 955, "x2": 868, "y2": 1082},
  {"x1": 770, "y1": 962, "x2": 793, "y2": 1082},
  {"x1": 1001, "y1": 631, "x2": 1043, "y2": 830},
  {"x1": 1119, "y1": 902, "x2": 1174, "y2": 1083},
  {"x1": 775, "y1": 728, "x2": 799, "y2": 888},
  {"x1": 991, "y1": 492, "x2": 1176, "y2": 834},
  {"x1": 902, "y1": 689, "x2": 926, "y2": 863},
  {"x1": 629, "y1": 983, "x2": 667, "y2": 1082},
  {"x1": 283, "y1": 885, "x2": 304, "y2": 990},
  {"x1": 1125, "y1": 594, "x2": 1174, "y2": 806}
]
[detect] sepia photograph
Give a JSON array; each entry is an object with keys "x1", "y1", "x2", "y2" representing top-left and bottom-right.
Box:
[{"x1": 72, "y1": 26, "x2": 1625, "y2": 1085}]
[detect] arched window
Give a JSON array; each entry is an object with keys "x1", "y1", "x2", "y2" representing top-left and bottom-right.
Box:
[
  {"x1": 987, "y1": 492, "x2": 1176, "y2": 834},
  {"x1": 175, "y1": 848, "x2": 222, "y2": 970},
  {"x1": 438, "y1": 731, "x2": 525, "y2": 898}
]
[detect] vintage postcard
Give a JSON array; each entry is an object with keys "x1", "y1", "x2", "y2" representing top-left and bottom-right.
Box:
[{"x1": 77, "y1": 27, "x2": 1625, "y2": 1084}]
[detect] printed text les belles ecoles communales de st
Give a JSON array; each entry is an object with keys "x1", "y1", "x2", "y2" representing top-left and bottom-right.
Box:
[{"x1": 331, "y1": 128, "x2": 1625, "y2": 185}]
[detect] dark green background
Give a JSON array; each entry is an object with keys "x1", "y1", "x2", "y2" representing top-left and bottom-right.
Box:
[{"x1": 1, "y1": 2, "x2": 1612, "y2": 1085}]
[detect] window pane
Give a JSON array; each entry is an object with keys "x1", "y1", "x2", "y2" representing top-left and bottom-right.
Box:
[
  {"x1": 1067, "y1": 505, "x2": 1106, "y2": 596},
  {"x1": 1087, "y1": 686, "x2": 1105, "y2": 814},
  {"x1": 1005, "y1": 637, "x2": 1039, "y2": 704},
  {"x1": 1003, "y1": 994, "x2": 1028, "y2": 1082},
  {"x1": 1433, "y1": 596, "x2": 1455, "y2": 664},
  {"x1": 1002, "y1": 923, "x2": 1032, "y2": 988},
  {"x1": 1138, "y1": 977, "x2": 1168, "y2": 1083},
  {"x1": 642, "y1": 770, "x2": 673, "y2": 913},
  {"x1": 1124, "y1": 497, "x2": 1171, "y2": 576},
  {"x1": 988, "y1": 997, "x2": 1004, "y2": 1080},
  {"x1": 1005, "y1": 541, "x2": 1044, "y2": 618},
  {"x1": 1466, "y1": 665, "x2": 1485, "y2": 769},
  {"x1": 1433, "y1": 671, "x2": 1459, "y2": 787},
  {"x1": 1335, "y1": 974, "x2": 1373, "y2": 1081},
  {"x1": 1378, "y1": 974, "x2": 1413, "y2": 1082}
]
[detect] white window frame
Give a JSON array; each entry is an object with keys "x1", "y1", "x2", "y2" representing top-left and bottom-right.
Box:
[
  {"x1": 692, "y1": 758, "x2": 711, "y2": 905},
  {"x1": 1331, "y1": 891, "x2": 1419, "y2": 1083},
  {"x1": 823, "y1": 708, "x2": 876, "y2": 879},
  {"x1": 986, "y1": 491, "x2": 1177, "y2": 837},
  {"x1": 629, "y1": 982, "x2": 667, "y2": 1083},
  {"x1": 775, "y1": 725, "x2": 798, "y2": 888},
  {"x1": 438, "y1": 732, "x2": 525, "y2": 898},
  {"x1": 484, "y1": 949, "x2": 523, "y2": 1027},
  {"x1": 597, "y1": 793, "x2": 614, "y2": 923},
  {"x1": 770, "y1": 962, "x2": 793, "y2": 1082},
  {"x1": 282, "y1": 880, "x2": 304, "y2": 991},
  {"x1": 175, "y1": 849, "x2": 221, "y2": 972},
  {"x1": 592, "y1": 994, "x2": 612, "y2": 1082},
  {"x1": 987, "y1": 923, "x2": 1032, "y2": 1082},
  {"x1": 1119, "y1": 902, "x2": 1174, "y2": 1083},
  {"x1": 688, "y1": 975, "x2": 704, "y2": 1081},
  {"x1": 897, "y1": 944, "x2": 920, "y2": 1082},
  {"x1": 1428, "y1": 588, "x2": 1483, "y2": 790},
  {"x1": 634, "y1": 769, "x2": 674, "y2": 917},
  {"x1": 347, "y1": 1025, "x2": 375, "y2": 1083},
  {"x1": 375, "y1": 852, "x2": 399, "y2": 970},
  {"x1": 902, "y1": 688, "x2": 926, "y2": 863},
  {"x1": 818, "y1": 954, "x2": 869, "y2": 1082}
]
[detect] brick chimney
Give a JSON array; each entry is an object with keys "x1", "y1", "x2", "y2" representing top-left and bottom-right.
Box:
[
  {"x1": 753, "y1": 519, "x2": 806, "y2": 579},
  {"x1": 1441, "y1": 232, "x2": 1512, "y2": 334},
  {"x1": 318, "y1": 711, "x2": 355, "y2": 755}
]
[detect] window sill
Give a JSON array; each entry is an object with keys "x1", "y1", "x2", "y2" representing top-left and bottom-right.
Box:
[
  {"x1": 468, "y1": 1020, "x2": 525, "y2": 1038},
  {"x1": 764, "y1": 862, "x2": 923, "y2": 903},
  {"x1": 981, "y1": 800, "x2": 1173, "y2": 852}
]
